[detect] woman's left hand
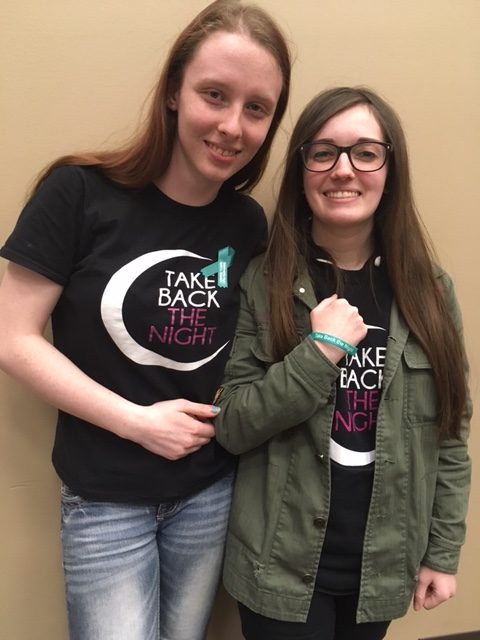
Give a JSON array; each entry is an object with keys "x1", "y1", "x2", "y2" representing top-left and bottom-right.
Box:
[{"x1": 413, "y1": 565, "x2": 456, "y2": 611}]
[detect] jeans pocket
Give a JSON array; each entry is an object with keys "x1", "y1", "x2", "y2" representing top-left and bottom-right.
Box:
[{"x1": 61, "y1": 483, "x2": 85, "y2": 506}]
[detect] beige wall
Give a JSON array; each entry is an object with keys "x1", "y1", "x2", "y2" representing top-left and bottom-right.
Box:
[{"x1": 1, "y1": 1, "x2": 479, "y2": 638}]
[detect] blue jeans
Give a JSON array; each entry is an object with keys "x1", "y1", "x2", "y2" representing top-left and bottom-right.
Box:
[{"x1": 61, "y1": 472, "x2": 234, "y2": 640}]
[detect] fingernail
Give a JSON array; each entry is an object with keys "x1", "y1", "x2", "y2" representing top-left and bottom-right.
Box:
[{"x1": 211, "y1": 405, "x2": 221, "y2": 414}]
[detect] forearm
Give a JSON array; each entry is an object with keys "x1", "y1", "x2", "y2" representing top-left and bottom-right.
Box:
[
  {"x1": 0, "y1": 262, "x2": 217, "y2": 460},
  {"x1": 0, "y1": 332, "x2": 139, "y2": 439},
  {"x1": 215, "y1": 337, "x2": 339, "y2": 454},
  {"x1": 422, "y1": 436, "x2": 471, "y2": 573},
  {"x1": 422, "y1": 398, "x2": 471, "y2": 572},
  {"x1": 422, "y1": 272, "x2": 473, "y2": 572}
]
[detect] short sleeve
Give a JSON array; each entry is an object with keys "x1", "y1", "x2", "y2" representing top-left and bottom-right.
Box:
[{"x1": 1, "y1": 165, "x2": 87, "y2": 285}]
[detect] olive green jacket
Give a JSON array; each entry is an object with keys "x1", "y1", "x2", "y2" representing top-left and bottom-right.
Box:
[{"x1": 215, "y1": 255, "x2": 471, "y2": 623}]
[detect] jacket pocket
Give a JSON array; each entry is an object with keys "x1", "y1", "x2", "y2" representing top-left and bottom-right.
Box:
[
  {"x1": 403, "y1": 340, "x2": 438, "y2": 426},
  {"x1": 250, "y1": 327, "x2": 275, "y2": 364}
]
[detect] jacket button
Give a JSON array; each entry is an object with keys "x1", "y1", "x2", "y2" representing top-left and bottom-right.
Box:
[
  {"x1": 313, "y1": 516, "x2": 326, "y2": 528},
  {"x1": 316, "y1": 452, "x2": 325, "y2": 462},
  {"x1": 302, "y1": 573, "x2": 315, "y2": 584}
]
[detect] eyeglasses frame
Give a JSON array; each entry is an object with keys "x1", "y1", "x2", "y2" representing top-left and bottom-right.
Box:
[{"x1": 299, "y1": 141, "x2": 393, "y2": 173}]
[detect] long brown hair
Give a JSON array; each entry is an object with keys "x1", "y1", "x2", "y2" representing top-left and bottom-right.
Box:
[
  {"x1": 31, "y1": 0, "x2": 291, "y2": 195},
  {"x1": 267, "y1": 86, "x2": 467, "y2": 441}
]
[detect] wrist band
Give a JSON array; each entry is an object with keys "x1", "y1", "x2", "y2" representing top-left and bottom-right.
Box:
[{"x1": 310, "y1": 332, "x2": 358, "y2": 356}]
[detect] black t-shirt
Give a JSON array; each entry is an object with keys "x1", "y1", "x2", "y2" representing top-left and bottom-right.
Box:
[
  {"x1": 1, "y1": 165, "x2": 267, "y2": 502},
  {"x1": 307, "y1": 243, "x2": 392, "y2": 594}
]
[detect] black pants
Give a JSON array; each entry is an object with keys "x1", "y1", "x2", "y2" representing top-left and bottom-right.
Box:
[{"x1": 239, "y1": 592, "x2": 390, "y2": 640}]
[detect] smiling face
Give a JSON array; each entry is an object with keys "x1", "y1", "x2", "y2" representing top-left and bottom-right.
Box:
[
  {"x1": 304, "y1": 104, "x2": 389, "y2": 243},
  {"x1": 159, "y1": 30, "x2": 283, "y2": 205}
]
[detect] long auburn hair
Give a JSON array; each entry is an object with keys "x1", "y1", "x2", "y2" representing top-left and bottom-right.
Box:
[
  {"x1": 266, "y1": 86, "x2": 467, "y2": 441},
  {"x1": 31, "y1": 0, "x2": 291, "y2": 195}
]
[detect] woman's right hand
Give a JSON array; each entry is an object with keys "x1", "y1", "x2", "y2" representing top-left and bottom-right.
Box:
[
  {"x1": 125, "y1": 400, "x2": 217, "y2": 460},
  {"x1": 309, "y1": 294, "x2": 367, "y2": 363}
]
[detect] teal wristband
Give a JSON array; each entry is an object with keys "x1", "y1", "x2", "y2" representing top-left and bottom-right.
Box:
[{"x1": 310, "y1": 332, "x2": 358, "y2": 356}]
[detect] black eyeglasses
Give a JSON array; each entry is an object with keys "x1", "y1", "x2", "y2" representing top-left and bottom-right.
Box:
[{"x1": 300, "y1": 141, "x2": 392, "y2": 173}]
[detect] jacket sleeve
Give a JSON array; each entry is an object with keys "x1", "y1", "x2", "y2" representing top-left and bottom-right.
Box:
[
  {"x1": 421, "y1": 271, "x2": 472, "y2": 574},
  {"x1": 214, "y1": 262, "x2": 340, "y2": 455}
]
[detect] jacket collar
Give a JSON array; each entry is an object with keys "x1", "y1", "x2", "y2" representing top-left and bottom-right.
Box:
[
  {"x1": 292, "y1": 255, "x2": 321, "y2": 310},
  {"x1": 292, "y1": 272, "x2": 318, "y2": 310}
]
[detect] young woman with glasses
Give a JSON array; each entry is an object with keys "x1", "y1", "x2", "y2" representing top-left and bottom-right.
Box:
[
  {"x1": 213, "y1": 86, "x2": 471, "y2": 640},
  {"x1": 0, "y1": 2, "x2": 291, "y2": 638}
]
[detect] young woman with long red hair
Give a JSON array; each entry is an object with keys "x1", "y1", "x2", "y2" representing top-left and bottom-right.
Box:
[{"x1": 0, "y1": 2, "x2": 291, "y2": 638}]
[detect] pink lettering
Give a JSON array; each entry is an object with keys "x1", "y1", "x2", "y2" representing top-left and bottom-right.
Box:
[
  {"x1": 148, "y1": 324, "x2": 217, "y2": 346},
  {"x1": 345, "y1": 389, "x2": 379, "y2": 411},
  {"x1": 334, "y1": 410, "x2": 377, "y2": 432}
]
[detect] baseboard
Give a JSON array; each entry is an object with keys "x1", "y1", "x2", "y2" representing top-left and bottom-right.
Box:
[{"x1": 419, "y1": 631, "x2": 480, "y2": 640}]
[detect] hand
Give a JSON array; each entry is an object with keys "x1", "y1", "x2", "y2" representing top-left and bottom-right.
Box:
[
  {"x1": 125, "y1": 399, "x2": 217, "y2": 460},
  {"x1": 310, "y1": 294, "x2": 367, "y2": 363},
  {"x1": 413, "y1": 566, "x2": 457, "y2": 611}
]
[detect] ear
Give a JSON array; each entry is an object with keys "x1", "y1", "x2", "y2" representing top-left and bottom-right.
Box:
[{"x1": 167, "y1": 91, "x2": 178, "y2": 111}]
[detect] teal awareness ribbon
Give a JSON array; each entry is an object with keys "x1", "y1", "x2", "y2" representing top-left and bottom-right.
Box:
[{"x1": 200, "y1": 246, "x2": 235, "y2": 288}]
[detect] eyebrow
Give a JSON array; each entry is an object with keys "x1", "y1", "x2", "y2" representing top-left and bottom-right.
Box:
[
  {"x1": 312, "y1": 136, "x2": 385, "y2": 144},
  {"x1": 196, "y1": 78, "x2": 278, "y2": 107}
]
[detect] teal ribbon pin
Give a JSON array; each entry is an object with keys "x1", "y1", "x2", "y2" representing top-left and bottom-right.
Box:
[{"x1": 200, "y1": 246, "x2": 235, "y2": 288}]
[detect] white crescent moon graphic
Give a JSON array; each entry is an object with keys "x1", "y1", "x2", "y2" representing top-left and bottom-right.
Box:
[
  {"x1": 329, "y1": 438, "x2": 375, "y2": 466},
  {"x1": 100, "y1": 249, "x2": 229, "y2": 371}
]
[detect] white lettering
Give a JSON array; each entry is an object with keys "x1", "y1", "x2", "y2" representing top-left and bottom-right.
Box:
[{"x1": 158, "y1": 289, "x2": 220, "y2": 308}]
